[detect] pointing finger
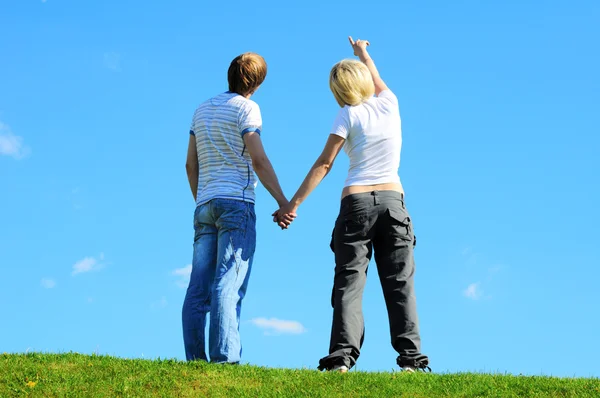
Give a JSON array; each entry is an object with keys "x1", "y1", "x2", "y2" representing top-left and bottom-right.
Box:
[{"x1": 348, "y1": 36, "x2": 355, "y2": 46}]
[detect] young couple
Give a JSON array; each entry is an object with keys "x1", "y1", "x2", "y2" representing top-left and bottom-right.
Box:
[{"x1": 183, "y1": 37, "x2": 430, "y2": 373}]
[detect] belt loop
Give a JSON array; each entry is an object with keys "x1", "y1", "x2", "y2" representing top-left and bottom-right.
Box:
[{"x1": 372, "y1": 191, "x2": 380, "y2": 205}]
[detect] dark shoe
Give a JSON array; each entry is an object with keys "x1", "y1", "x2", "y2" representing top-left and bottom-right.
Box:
[{"x1": 397, "y1": 357, "x2": 431, "y2": 372}]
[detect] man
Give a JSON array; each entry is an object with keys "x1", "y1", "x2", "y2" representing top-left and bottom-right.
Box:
[{"x1": 183, "y1": 52, "x2": 293, "y2": 363}]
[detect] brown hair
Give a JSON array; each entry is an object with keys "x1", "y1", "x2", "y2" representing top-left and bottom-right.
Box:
[{"x1": 228, "y1": 53, "x2": 267, "y2": 96}]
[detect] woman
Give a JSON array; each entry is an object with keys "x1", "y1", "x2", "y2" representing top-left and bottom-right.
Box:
[{"x1": 274, "y1": 37, "x2": 430, "y2": 372}]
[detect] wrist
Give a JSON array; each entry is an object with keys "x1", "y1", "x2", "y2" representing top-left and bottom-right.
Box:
[
  {"x1": 289, "y1": 198, "x2": 301, "y2": 211},
  {"x1": 276, "y1": 197, "x2": 288, "y2": 208},
  {"x1": 357, "y1": 49, "x2": 371, "y2": 61}
]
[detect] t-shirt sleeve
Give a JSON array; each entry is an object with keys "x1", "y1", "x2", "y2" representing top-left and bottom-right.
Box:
[
  {"x1": 330, "y1": 107, "x2": 350, "y2": 139},
  {"x1": 377, "y1": 89, "x2": 399, "y2": 110},
  {"x1": 189, "y1": 115, "x2": 196, "y2": 136},
  {"x1": 238, "y1": 101, "x2": 263, "y2": 137}
]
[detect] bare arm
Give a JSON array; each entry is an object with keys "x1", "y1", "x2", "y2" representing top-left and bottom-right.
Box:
[
  {"x1": 243, "y1": 132, "x2": 288, "y2": 207},
  {"x1": 348, "y1": 36, "x2": 389, "y2": 96},
  {"x1": 273, "y1": 134, "x2": 345, "y2": 228},
  {"x1": 185, "y1": 134, "x2": 199, "y2": 201}
]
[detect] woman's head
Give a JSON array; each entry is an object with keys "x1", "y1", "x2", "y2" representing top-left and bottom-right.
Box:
[
  {"x1": 228, "y1": 52, "x2": 267, "y2": 97},
  {"x1": 329, "y1": 59, "x2": 375, "y2": 107}
]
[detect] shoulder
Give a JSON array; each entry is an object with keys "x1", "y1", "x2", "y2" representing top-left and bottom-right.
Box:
[
  {"x1": 375, "y1": 90, "x2": 398, "y2": 107},
  {"x1": 334, "y1": 105, "x2": 353, "y2": 124},
  {"x1": 330, "y1": 106, "x2": 353, "y2": 138},
  {"x1": 338, "y1": 104, "x2": 351, "y2": 116},
  {"x1": 232, "y1": 96, "x2": 261, "y2": 113},
  {"x1": 194, "y1": 97, "x2": 212, "y2": 112}
]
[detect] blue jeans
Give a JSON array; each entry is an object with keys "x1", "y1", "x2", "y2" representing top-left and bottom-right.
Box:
[{"x1": 182, "y1": 199, "x2": 256, "y2": 363}]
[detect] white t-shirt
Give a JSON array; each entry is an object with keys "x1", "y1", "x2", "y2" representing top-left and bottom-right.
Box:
[
  {"x1": 330, "y1": 90, "x2": 402, "y2": 187},
  {"x1": 190, "y1": 92, "x2": 262, "y2": 206}
]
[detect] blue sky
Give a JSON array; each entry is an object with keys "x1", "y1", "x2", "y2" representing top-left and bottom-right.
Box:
[{"x1": 1, "y1": 0, "x2": 599, "y2": 377}]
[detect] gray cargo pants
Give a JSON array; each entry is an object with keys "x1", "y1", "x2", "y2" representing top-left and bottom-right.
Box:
[{"x1": 318, "y1": 190, "x2": 429, "y2": 370}]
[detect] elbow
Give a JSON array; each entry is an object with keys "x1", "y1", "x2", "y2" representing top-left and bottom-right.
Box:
[
  {"x1": 251, "y1": 156, "x2": 268, "y2": 173},
  {"x1": 316, "y1": 158, "x2": 334, "y2": 174},
  {"x1": 185, "y1": 162, "x2": 198, "y2": 175}
]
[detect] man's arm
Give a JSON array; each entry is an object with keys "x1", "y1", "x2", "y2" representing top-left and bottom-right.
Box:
[
  {"x1": 348, "y1": 36, "x2": 389, "y2": 96},
  {"x1": 243, "y1": 132, "x2": 288, "y2": 208},
  {"x1": 185, "y1": 134, "x2": 199, "y2": 201}
]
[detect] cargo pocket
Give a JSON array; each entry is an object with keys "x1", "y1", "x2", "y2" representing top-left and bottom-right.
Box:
[
  {"x1": 329, "y1": 226, "x2": 335, "y2": 252},
  {"x1": 330, "y1": 222, "x2": 336, "y2": 308},
  {"x1": 387, "y1": 208, "x2": 413, "y2": 242},
  {"x1": 331, "y1": 284, "x2": 335, "y2": 308}
]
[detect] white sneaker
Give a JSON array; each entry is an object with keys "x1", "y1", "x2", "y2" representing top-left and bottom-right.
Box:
[
  {"x1": 400, "y1": 363, "x2": 431, "y2": 373},
  {"x1": 330, "y1": 365, "x2": 349, "y2": 373}
]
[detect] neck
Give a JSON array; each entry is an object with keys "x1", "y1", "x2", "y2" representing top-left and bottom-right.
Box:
[{"x1": 228, "y1": 91, "x2": 252, "y2": 99}]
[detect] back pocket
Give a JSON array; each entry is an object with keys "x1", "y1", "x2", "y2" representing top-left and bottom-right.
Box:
[{"x1": 341, "y1": 212, "x2": 367, "y2": 235}]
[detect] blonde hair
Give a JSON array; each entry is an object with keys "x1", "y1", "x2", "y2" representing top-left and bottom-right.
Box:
[
  {"x1": 329, "y1": 59, "x2": 375, "y2": 107},
  {"x1": 228, "y1": 52, "x2": 267, "y2": 96}
]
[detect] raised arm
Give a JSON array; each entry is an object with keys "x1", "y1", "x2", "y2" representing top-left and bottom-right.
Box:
[{"x1": 348, "y1": 36, "x2": 389, "y2": 96}]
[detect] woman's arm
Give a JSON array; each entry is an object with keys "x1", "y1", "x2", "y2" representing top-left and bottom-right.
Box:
[
  {"x1": 274, "y1": 134, "x2": 345, "y2": 227},
  {"x1": 348, "y1": 36, "x2": 389, "y2": 96}
]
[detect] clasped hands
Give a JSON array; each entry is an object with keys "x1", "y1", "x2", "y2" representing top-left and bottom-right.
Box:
[{"x1": 271, "y1": 201, "x2": 297, "y2": 230}]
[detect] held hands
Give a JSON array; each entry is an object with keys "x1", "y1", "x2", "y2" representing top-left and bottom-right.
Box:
[
  {"x1": 348, "y1": 36, "x2": 370, "y2": 61},
  {"x1": 272, "y1": 202, "x2": 297, "y2": 230}
]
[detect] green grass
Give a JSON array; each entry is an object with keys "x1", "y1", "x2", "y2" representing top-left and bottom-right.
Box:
[{"x1": 1, "y1": 353, "x2": 598, "y2": 397}]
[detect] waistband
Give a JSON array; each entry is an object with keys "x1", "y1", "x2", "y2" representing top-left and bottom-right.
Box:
[{"x1": 340, "y1": 190, "x2": 404, "y2": 207}]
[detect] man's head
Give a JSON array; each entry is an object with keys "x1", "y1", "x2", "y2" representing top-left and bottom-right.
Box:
[
  {"x1": 329, "y1": 59, "x2": 375, "y2": 107},
  {"x1": 228, "y1": 53, "x2": 267, "y2": 97}
]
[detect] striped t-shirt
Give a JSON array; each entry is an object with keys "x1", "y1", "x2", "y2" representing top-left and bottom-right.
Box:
[{"x1": 190, "y1": 92, "x2": 262, "y2": 206}]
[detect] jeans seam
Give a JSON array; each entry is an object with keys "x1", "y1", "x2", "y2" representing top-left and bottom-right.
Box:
[{"x1": 244, "y1": 202, "x2": 249, "y2": 238}]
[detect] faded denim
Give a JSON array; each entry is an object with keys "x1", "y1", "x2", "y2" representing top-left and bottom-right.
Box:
[{"x1": 182, "y1": 199, "x2": 256, "y2": 363}]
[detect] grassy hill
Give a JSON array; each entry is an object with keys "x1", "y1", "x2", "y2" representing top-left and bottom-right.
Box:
[{"x1": 1, "y1": 353, "x2": 598, "y2": 397}]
